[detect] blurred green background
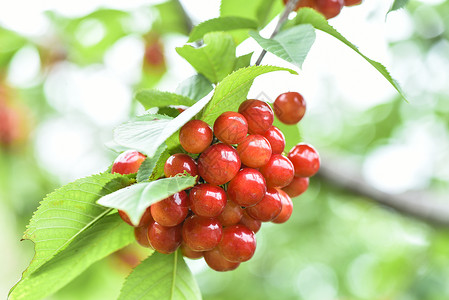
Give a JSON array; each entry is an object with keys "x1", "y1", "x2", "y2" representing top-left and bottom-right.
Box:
[{"x1": 2, "y1": 0, "x2": 449, "y2": 299}]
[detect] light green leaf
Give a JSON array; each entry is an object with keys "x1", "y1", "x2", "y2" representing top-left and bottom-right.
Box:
[
  {"x1": 234, "y1": 52, "x2": 254, "y2": 71},
  {"x1": 220, "y1": 0, "x2": 281, "y2": 27},
  {"x1": 97, "y1": 176, "x2": 196, "y2": 225},
  {"x1": 9, "y1": 214, "x2": 133, "y2": 300},
  {"x1": 175, "y1": 74, "x2": 214, "y2": 101},
  {"x1": 294, "y1": 8, "x2": 406, "y2": 100},
  {"x1": 388, "y1": 0, "x2": 409, "y2": 14},
  {"x1": 200, "y1": 65, "x2": 297, "y2": 125},
  {"x1": 118, "y1": 251, "x2": 201, "y2": 300},
  {"x1": 188, "y1": 16, "x2": 258, "y2": 42},
  {"x1": 135, "y1": 90, "x2": 197, "y2": 110},
  {"x1": 136, "y1": 144, "x2": 168, "y2": 183},
  {"x1": 176, "y1": 32, "x2": 236, "y2": 83},
  {"x1": 153, "y1": 0, "x2": 191, "y2": 35},
  {"x1": 250, "y1": 24, "x2": 316, "y2": 68}
]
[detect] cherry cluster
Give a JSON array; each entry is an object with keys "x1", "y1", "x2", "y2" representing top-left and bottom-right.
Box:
[
  {"x1": 283, "y1": 0, "x2": 362, "y2": 19},
  {"x1": 112, "y1": 92, "x2": 320, "y2": 272}
]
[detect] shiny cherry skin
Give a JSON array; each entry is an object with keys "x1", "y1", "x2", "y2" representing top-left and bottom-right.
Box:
[
  {"x1": 180, "y1": 242, "x2": 203, "y2": 259},
  {"x1": 189, "y1": 184, "x2": 227, "y2": 218},
  {"x1": 218, "y1": 225, "x2": 256, "y2": 263},
  {"x1": 259, "y1": 154, "x2": 295, "y2": 188},
  {"x1": 272, "y1": 189, "x2": 293, "y2": 224},
  {"x1": 247, "y1": 188, "x2": 283, "y2": 222},
  {"x1": 227, "y1": 168, "x2": 267, "y2": 207},
  {"x1": 150, "y1": 191, "x2": 189, "y2": 227},
  {"x1": 287, "y1": 143, "x2": 320, "y2": 177},
  {"x1": 182, "y1": 215, "x2": 222, "y2": 251},
  {"x1": 283, "y1": 176, "x2": 309, "y2": 197},
  {"x1": 118, "y1": 207, "x2": 153, "y2": 227},
  {"x1": 344, "y1": 0, "x2": 361, "y2": 6},
  {"x1": 238, "y1": 99, "x2": 274, "y2": 135},
  {"x1": 179, "y1": 120, "x2": 213, "y2": 154},
  {"x1": 197, "y1": 143, "x2": 241, "y2": 185},
  {"x1": 112, "y1": 150, "x2": 146, "y2": 175},
  {"x1": 213, "y1": 111, "x2": 248, "y2": 145},
  {"x1": 134, "y1": 225, "x2": 153, "y2": 248},
  {"x1": 263, "y1": 126, "x2": 285, "y2": 154},
  {"x1": 283, "y1": 0, "x2": 318, "y2": 10},
  {"x1": 316, "y1": 0, "x2": 344, "y2": 19},
  {"x1": 164, "y1": 153, "x2": 198, "y2": 178},
  {"x1": 148, "y1": 222, "x2": 182, "y2": 254},
  {"x1": 217, "y1": 200, "x2": 244, "y2": 226},
  {"x1": 274, "y1": 92, "x2": 306, "y2": 125},
  {"x1": 204, "y1": 247, "x2": 240, "y2": 272},
  {"x1": 239, "y1": 210, "x2": 262, "y2": 233},
  {"x1": 236, "y1": 135, "x2": 272, "y2": 168}
]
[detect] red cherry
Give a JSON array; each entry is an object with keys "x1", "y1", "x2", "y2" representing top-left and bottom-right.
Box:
[
  {"x1": 134, "y1": 225, "x2": 152, "y2": 248},
  {"x1": 179, "y1": 120, "x2": 213, "y2": 154},
  {"x1": 239, "y1": 210, "x2": 262, "y2": 233},
  {"x1": 344, "y1": 0, "x2": 361, "y2": 6},
  {"x1": 217, "y1": 200, "x2": 244, "y2": 226},
  {"x1": 198, "y1": 143, "x2": 241, "y2": 185},
  {"x1": 283, "y1": 176, "x2": 309, "y2": 197},
  {"x1": 316, "y1": 0, "x2": 344, "y2": 19},
  {"x1": 262, "y1": 126, "x2": 285, "y2": 154},
  {"x1": 227, "y1": 168, "x2": 267, "y2": 207},
  {"x1": 259, "y1": 154, "x2": 295, "y2": 188},
  {"x1": 112, "y1": 150, "x2": 146, "y2": 175},
  {"x1": 213, "y1": 111, "x2": 248, "y2": 145},
  {"x1": 204, "y1": 247, "x2": 240, "y2": 272},
  {"x1": 180, "y1": 242, "x2": 203, "y2": 259},
  {"x1": 246, "y1": 188, "x2": 283, "y2": 222},
  {"x1": 238, "y1": 99, "x2": 274, "y2": 134},
  {"x1": 218, "y1": 225, "x2": 256, "y2": 263},
  {"x1": 150, "y1": 191, "x2": 189, "y2": 227},
  {"x1": 164, "y1": 153, "x2": 198, "y2": 178},
  {"x1": 272, "y1": 190, "x2": 293, "y2": 224},
  {"x1": 182, "y1": 215, "x2": 222, "y2": 251},
  {"x1": 236, "y1": 135, "x2": 272, "y2": 168},
  {"x1": 189, "y1": 184, "x2": 227, "y2": 218},
  {"x1": 274, "y1": 92, "x2": 306, "y2": 125},
  {"x1": 118, "y1": 207, "x2": 153, "y2": 227},
  {"x1": 148, "y1": 222, "x2": 182, "y2": 254},
  {"x1": 144, "y1": 40, "x2": 165, "y2": 66},
  {"x1": 287, "y1": 143, "x2": 320, "y2": 177}
]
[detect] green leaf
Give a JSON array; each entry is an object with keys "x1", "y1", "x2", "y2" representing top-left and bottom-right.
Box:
[
  {"x1": 220, "y1": 0, "x2": 281, "y2": 27},
  {"x1": 175, "y1": 74, "x2": 214, "y2": 101},
  {"x1": 200, "y1": 65, "x2": 297, "y2": 125},
  {"x1": 118, "y1": 251, "x2": 201, "y2": 300},
  {"x1": 0, "y1": 27, "x2": 27, "y2": 68},
  {"x1": 176, "y1": 32, "x2": 236, "y2": 83},
  {"x1": 153, "y1": 0, "x2": 191, "y2": 35},
  {"x1": 234, "y1": 52, "x2": 254, "y2": 71},
  {"x1": 188, "y1": 16, "x2": 258, "y2": 42},
  {"x1": 250, "y1": 24, "x2": 315, "y2": 68},
  {"x1": 135, "y1": 89, "x2": 197, "y2": 110},
  {"x1": 136, "y1": 144, "x2": 168, "y2": 183},
  {"x1": 9, "y1": 214, "x2": 133, "y2": 300},
  {"x1": 97, "y1": 176, "x2": 196, "y2": 225},
  {"x1": 388, "y1": 0, "x2": 409, "y2": 14},
  {"x1": 294, "y1": 8, "x2": 406, "y2": 100}
]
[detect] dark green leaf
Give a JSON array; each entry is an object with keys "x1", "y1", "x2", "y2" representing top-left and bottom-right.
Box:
[
  {"x1": 388, "y1": 0, "x2": 409, "y2": 14},
  {"x1": 135, "y1": 90, "x2": 197, "y2": 110},
  {"x1": 188, "y1": 16, "x2": 258, "y2": 42},
  {"x1": 175, "y1": 74, "x2": 214, "y2": 101},
  {"x1": 234, "y1": 52, "x2": 254, "y2": 71},
  {"x1": 136, "y1": 144, "x2": 168, "y2": 183}
]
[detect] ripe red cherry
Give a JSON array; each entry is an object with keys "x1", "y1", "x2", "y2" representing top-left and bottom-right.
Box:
[
  {"x1": 118, "y1": 207, "x2": 153, "y2": 227},
  {"x1": 213, "y1": 111, "x2": 248, "y2": 145},
  {"x1": 239, "y1": 210, "x2": 262, "y2": 233},
  {"x1": 112, "y1": 150, "x2": 146, "y2": 175},
  {"x1": 148, "y1": 222, "x2": 182, "y2": 254},
  {"x1": 217, "y1": 200, "x2": 244, "y2": 226},
  {"x1": 182, "y1": 215, "x2": 222, "y2": 251},
  {"x1": 189, "y1": 184, "x2": 227, "y2": 218},
  {"x1": 197, "y1": 143, "x2": 241, "y2": 185},
  {"x1": 344, "y1": 0, "x2": 361, "y2": 6},
  {"x1": 180, "y1": 242, "x2": 203, "y2": 259},
  {"x1": 274, "y1": 92, "x2": 306, "y2": 125},
  {"x1": 134, "y1": 225, "x2": 152, "y2": 248},
  {"x1": 272, "y1": 190, "x2": 293, "y2": 224},
  {"x1": 287, "y1": 143, "x2": 320, "y2": 177},
  {"x1": 259, "y1": 154, "x2": 295, "y2": 188},
  {"x1": 238, "y1": 99, "x2": 274, "y2": 134},
  {"x1": 236, "y1": 135, "x2": 272, "y2": 168},
  {"x1": 283, "y1": 176, "x2": 309, "y2": 197},
  {"x1": 227, "y1": 168, "x2": 267, "y2": 207},
  {"x1": 150, "y1": 191, "x2": 189, "y2": 227},
  {"x1": 144, "y1": 40, "x2": 165, "y2": 67},
  {"x1": 263, "y1": 126, "x2": 285, "y2": 154},
  {"x1": 179, "y1": 120, "x2": 213, "y2": 154},
  {"x1": 164, "y1": 153, "x2": 198, "y2": 178},
  {"x1": 218, "y1": 225, "x2": 256, "y2": 263},
  {"x1": 283, "y1": 0, "x2": 318, "y2": 10},
  {"x1": 246, "y1": 188, "x2": 283, "y2": 222},
  {"x1": 204, "y1": 247, "x2": 240, "y2": 272},
  {"x1": 316, "y1": 0, "x2": 344, "y2": 19}
]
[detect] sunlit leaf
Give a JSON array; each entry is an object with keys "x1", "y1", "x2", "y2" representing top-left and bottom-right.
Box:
[
  {"x1": 188, "y1": 16, "x2": 258, "y2": 42},
  {"x1": 135, "y1": 90, "x2": 197, "y2": 110},
  {"x1": 175, "y1": 74, "x2": 214, "y2": 101}
]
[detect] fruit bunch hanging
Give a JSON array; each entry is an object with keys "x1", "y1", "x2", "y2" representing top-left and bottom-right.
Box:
[
  {"x1": 113, "y1": 92, "x2": 320, "y2": 272},
  {"x1": 283, "y1": 0, "x2": 362, "y2": 19}
]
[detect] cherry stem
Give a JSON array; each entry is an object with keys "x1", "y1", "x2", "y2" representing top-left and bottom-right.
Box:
[{"x1": 255, "y1": 0, "x2": 300, "y2": 66}]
